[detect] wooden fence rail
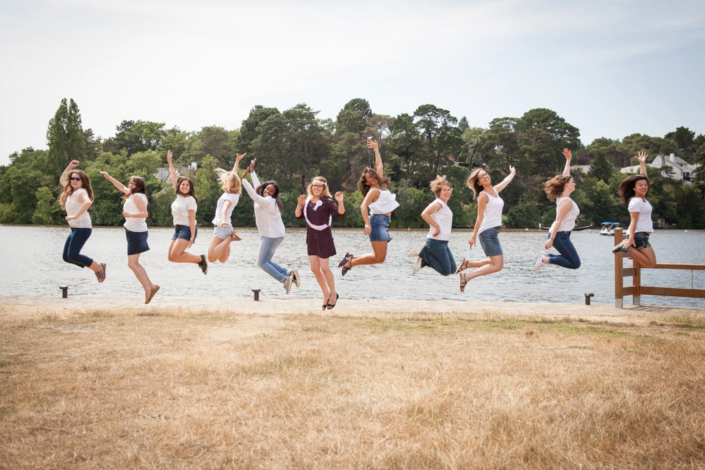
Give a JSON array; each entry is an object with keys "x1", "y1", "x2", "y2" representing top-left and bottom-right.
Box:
[{"x1": 614, "y1": 229, "x2": 705, "y2": 308}]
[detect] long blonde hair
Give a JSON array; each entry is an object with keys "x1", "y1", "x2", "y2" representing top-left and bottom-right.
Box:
[
  {"x1": 60, "y1": 170, "x2": 94, "y2": 209},
  {"x1": 216, "y1": 169, "x2": 242, "y2": 195},
  {"x1": 306, "y1": 176, "x2": 333, "y2": 198},
  {"x1": 466, "y1": 168, "x2": 487, "y2": 199}
]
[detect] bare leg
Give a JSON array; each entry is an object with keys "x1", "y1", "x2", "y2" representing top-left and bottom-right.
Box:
[
  {"x1": 128, "y1": 254, "x2": 152, "y2": 295},
  {"x1": 319, "y1": 257, "x2": 336, "y2": 303},
  {"x1": 218, "y1": 243, "x2": 231, "y2": 263},
  {"x1": 465, "y1": 255, "x2": 504, "y2": 281},
  {"x1": 87, "y1": 260, "x2": 103, "y2": 273},
  {"x1": 208, "y1": 235, "x2": 232, "y2": 263},
  {"x1": 309, "y1": 256, "x2": 331, "y2": 304},
  {"x1": 168, "y1": 239, "x2": 201, "y2": 264},
  {"x1": 627, "y1": 246, "x2": 657, "y2": 268},
  {"x1": 348, "y1": 242, "x2": 388, "y2": 267}
]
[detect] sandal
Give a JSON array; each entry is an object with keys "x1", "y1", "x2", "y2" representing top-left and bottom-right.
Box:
[
  {"x1": 455, "y1": 258, "x2": 471, "y2": 274},
  {"x1": 230, "y1": 230, "x2": 241, "y2": 241},
  {"x1": 95, "y1": 263, "x2": 106, "y2": 283},
  {"x1": 327, "y1": 293, "x2": 339, "y2": 310},
  {"x1": 145, "y1": 285, "x2": 160, "y2": 305},
  {"x1": 338, "y1": 252, "x2": 353, "y2": 269},
  {"x1": 460, "y1": 273, "x2": 468, "y2": 293},
  {"x1": 322, "y1": 295, "x2": 331, "y2": 311}
]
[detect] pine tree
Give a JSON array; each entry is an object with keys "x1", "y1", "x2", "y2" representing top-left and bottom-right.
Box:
[
  {"x1": 46, "y1": 98, "x2": 85, "y2": 179},
  {"x1": 588, "y1": 149, "x2": 614, "y2": 183}
]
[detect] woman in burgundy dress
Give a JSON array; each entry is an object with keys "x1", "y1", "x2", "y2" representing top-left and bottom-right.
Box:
[{"x1": 295, "y1": 176, "x2": 345, "y2": 310}]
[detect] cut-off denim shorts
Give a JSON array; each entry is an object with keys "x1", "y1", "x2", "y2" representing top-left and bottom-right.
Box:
[
  {"x1": 478, "y1": 226, "x2": 503, "y2": 257},
  {"x1": 369, "y1": 214, "x2": 392, "y2": 242},
  {"x1": 172, "y1": 224, "x2": 197, "y2": 242},
  {"x1": 634, "y1": 231, "x2": 652, "y2": 250},
  {"x1": 125, "y1": 229, "x2": 150, "y2": 255},
  {"x1": 213, "y1": 224, "x2": 233, "y2": 239}
]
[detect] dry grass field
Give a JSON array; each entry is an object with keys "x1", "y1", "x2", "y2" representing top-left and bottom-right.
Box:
[{"x1": 1, "y1": 304, "x2": 705, "y2": 469}]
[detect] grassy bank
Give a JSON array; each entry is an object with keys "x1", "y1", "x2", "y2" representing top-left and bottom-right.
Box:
[{"x1": 1, "y1": 306, "x2": 704, "y2": 469}]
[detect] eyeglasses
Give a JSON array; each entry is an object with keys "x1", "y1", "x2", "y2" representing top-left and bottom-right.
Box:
[
  {"x1": 70, "y1": 177, "x2": 82, "y2": 181},
  {"x1": 311, "y1": 183, "x2": 325, "y2": 188}
]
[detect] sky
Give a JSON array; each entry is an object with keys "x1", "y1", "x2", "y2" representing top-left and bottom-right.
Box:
[{"x1": 1, "y1": 0, "x2": 704, "y2": 165}]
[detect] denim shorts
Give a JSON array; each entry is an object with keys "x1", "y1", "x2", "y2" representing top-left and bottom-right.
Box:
[
  {"x1": 634, "y1": 232, "x2": 651, "y2": 250},
  {"x1": 479, "y1": 226, "x2": 503, "y2": 256},
  {"x1": 369, "y1": 214, "x2": 392, "y2": 242},
  {"x1": 125, "y1": 229, "x2": 150, "y2": 255},
  {"x1": 172, "y1": 224, "x2": 197, "y2": 242},
  {"x1": 213, "y1": 224, "x2": 232, "y2": 239}
]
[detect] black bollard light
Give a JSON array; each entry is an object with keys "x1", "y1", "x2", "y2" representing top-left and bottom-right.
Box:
[
  {"x1": 585, "y1": 293, "x2": 594, "y2": 305},
  {"x1": 252, "y1": 289, "x2": 261, "y2": 301},
  {"x1": 60, "y1": 286, "x2": 68, "y2": 299}
]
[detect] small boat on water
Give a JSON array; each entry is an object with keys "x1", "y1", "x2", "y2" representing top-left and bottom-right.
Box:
[{"x1": 600, "y1": 222, "x2": 621, "y2": 236}]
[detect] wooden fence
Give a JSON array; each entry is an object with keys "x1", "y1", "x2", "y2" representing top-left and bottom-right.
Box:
[{"x1": 614, "y1": 229, "x2": 705, "y2": 308}]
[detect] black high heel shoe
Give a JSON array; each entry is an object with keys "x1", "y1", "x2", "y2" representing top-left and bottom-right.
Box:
[{"x1": 327, "y1": 293, "x2": 339, "y2": 310}]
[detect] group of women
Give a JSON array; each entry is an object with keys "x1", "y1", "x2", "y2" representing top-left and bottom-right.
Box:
[{"x1": 59, "y1": 141, "x2": 658, "y2": 307}]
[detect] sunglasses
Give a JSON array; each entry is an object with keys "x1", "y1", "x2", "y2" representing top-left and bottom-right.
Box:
[{"x1": 70, "y1": 177, "x2": 82, "y2": 181}]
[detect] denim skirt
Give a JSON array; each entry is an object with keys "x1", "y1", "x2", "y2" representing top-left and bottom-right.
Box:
[
  {"x1": 172, "y1": 224, "x2": 197, "y2": 242},
  {"x1": 478, "y1": 226, "x2": 503, "y2": 256},
  {"x1": 369, "y1": 214, "x2": 392, "y2": 242},
  {"x1": 126, "y1": 229, "x2": 150, "y2": 255}
]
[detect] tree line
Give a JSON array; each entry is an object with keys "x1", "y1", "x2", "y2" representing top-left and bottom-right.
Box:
[{"x1": 2, "y1": 98, "x2": 705, "y2": 229}]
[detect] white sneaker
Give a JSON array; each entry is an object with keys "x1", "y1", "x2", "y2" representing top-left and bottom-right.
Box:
[
  {"x1": 291, "y1": 269, "x2": 300, "y2": 288},
  {"x1": 412, "y1": 256, "x2": 424, "y2": 275},
  {"x1": 534, "y1": 252, "x2": 547, "y2": 273},
  {"x1": 612, "y1": 239, "x2": 629, "y2": 254},
  {"x1": 408, "y1": 246, "x2": 424, "y2": 258},
  {"x1": 283, "y1": 274, "x2": 293, "y2": 294}
]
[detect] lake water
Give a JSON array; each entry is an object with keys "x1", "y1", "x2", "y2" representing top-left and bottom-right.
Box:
[{"x1": 1, "y1": 225, "x2": 704, "y2": 308}]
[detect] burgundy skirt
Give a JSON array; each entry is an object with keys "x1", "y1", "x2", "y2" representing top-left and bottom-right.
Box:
[{"x1": 306, "y1": 227, "x2": 337, "y2": 259}]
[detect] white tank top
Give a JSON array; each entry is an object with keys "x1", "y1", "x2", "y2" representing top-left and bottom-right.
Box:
[
  {"x1": 550, "y1": 197, "x2": 580, "y2": 233},
  {"x1": 478, "y1": 191, "x2": 503, "y2": 234},
  {"x1": 426, "y1": 198, "x2": 453, "y2": 241},
  {"x1": 123, "y1": 193, "x2": 148, "y2": 233},
  {"x1": 369, "y1": 188, "x2": 400, "y2": 215}
]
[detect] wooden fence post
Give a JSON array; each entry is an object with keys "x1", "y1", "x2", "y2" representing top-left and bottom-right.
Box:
[{"x1": 615, "y1": 229, "x2": 623, "y2": 308}]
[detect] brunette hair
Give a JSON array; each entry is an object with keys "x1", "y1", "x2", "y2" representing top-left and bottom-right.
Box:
[
  {"x1": 307, "y1": 176, "x2": 333, "y2": 199},
  {"x1": 175, "y1": 176, "x2": 198, "y2": 202},
  {"x1": 60, "y1": 170, "x2": 94, "y2": 209},
  {"x1": 357, "y1": 168, "x2": 391, "y2": 196},
  {"x1": 216, "y1": 169, "x2": 242, "y2": 195},
  {"x1": 543, "y1": 175, "x2": 572, "y2": 202},
  {"x1": 122, "y1": 176, "x2": 147, "y2": 201},
  {"x1": 466, "y1": 168, "x2": 489, "y2": 199},
  {"x1": 256, "y1": 180, "x2": 284, "y2": 213},
  {"x1": 618, "y1": 175, "x2": 649, "y2": 205},
  {"x1": 430, "y1": 175, "x2": 452, "y2": 197}
]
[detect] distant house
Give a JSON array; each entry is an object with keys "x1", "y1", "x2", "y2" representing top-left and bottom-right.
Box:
[
  {"x1": 570, "y1": 164, "x2": 591, "y2": 174},
  {"x1": 620, "y1": 153, "x2": 700, "y2": 184},
  {"x1": 154, "y1": 162, "x2": 198, "y2": 182}
]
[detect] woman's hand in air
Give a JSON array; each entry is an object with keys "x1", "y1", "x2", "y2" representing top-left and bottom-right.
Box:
[
  {"x1": 334, "y1": 191, "x2": 344, "y2": 203},
  {"x1": 297, "y1": 195, "x2": 307, "y2": 207}
]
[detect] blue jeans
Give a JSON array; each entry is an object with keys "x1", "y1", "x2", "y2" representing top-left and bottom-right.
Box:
[
  {"x1": 63, "y1": 228, "x2": 94, "y2": 269},
  {"x1": 419, "y1": 239, "x2": 457, "y2": 276},
  {"x1": 257, "y1": 236, "x2": 290, "y2": 283},
  {"x1": 548, "y1": 232, "x2": 581, "y2": 270}
]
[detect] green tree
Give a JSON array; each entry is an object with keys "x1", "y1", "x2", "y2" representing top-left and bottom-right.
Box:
[
  {"x1": 111, "y1": 120, "x2": 166, "y2": 155},
  {"x1": 194, "y1": 155, "x2": 221, "y2": 225},
  {"x1": 46, "y1": 98, "x2": 85, "y2": 179},
  {"x1": 587, "y1": 149, "x2": 614, "y2": 183},
  {"x1": 458, "y1": 116, "x2": 469, "y2": 132},
  {"x1": 515, "y1": 108, "x2": 581, "y2": 176},
  {"x1": 587, "y1": 137, "x2": 628, "y2": 168},
  {"x1": 32, "y1": 187, "x2": 61, "y2": 224}
]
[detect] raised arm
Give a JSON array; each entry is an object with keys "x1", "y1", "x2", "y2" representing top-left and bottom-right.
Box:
[
  {"x1": 636, "y1": 152, "x2": 648, "y2": 176},
  {"x1": 241, "y1": 168, "x2": 275, "y2": 212},
  {"x1": 100, "y1": 171, "x2": 130, "y2": 195},
  {"x1": 367, "y1": 139, "x2": 383, "y2": 178},
  {"x1": 166, "y1": 150, "x2": 179, "y2": 191},
  {"x1": 60, "y1": 160, "x2": 81, "y2": 187},
  {"x1": 233, "y1": 153, "x2": 247, "y2": 173},
  {"x1": 421, "y1": 201, "x2": 443, "y2": 237},
  {"x1": 248, "y1": 159, "x2": 261, "y2": 188},
  {"x1": 335, "y1": 192, "x2": 345, "y2": 215},
  {"x1": 494, "y1": 166, "x2": 516, "y2": 193},
  {"x1": 561, "y1": 149, "x2": 572, "y2": 177}
]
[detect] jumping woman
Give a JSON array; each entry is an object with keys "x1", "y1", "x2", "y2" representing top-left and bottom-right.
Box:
[
  {"x1": 59, "y1": 160, "x2": 106, "y2": 282},
  {"x1": 339, "y1": 138, "x2": 398, "y2": 276},
  {"x1": 100, "y1": 172, "x2": 159, "y2": 303},
  {"x1": 240, "y1": 159, "x2": 300, "y2": 294},
  {"x1": 456, "y1": 165, "x2": 516, "y2": 292},
  {"x1": 295, "y1": 177, "x2": 345, "y2": 310},
  {"x1": 534, "y1": 149, "x2": 581, "y2": 272},
  {"x1": 166, "y1": 150, "x2": 208, "y2": 274},
  {"x1": 409, "y1": 175, "x2": 457, "y2": 276},
  {"x1": 612, "y1": 152, "x2": 657, "y2": 268},
  {"x1": 207, "y1": 153, "x2": 245, "y2": 264}
]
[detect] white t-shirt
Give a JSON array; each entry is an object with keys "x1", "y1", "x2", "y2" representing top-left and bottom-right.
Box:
[
  {"x1": 242, "y1": 172, "x2": 285, "y2": 238},
  {"x1": 65, "y1": 188, "x2": 92, "y2": 229},
  {"x1": 171, "y1": 195, "x2": 197, "y2": 226},
  {"x1": 628, "y1": 197, "x2": 653, "y2": 233},
  {"x1": 212, "y1": 193, "x2": 240, "y2": 226},
  {"x1": 426, "y1": 199, "x2": 453, "y2": 241},
  {"x1": 123, "y1": 193, "x2": 148, "y2": 233}
]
